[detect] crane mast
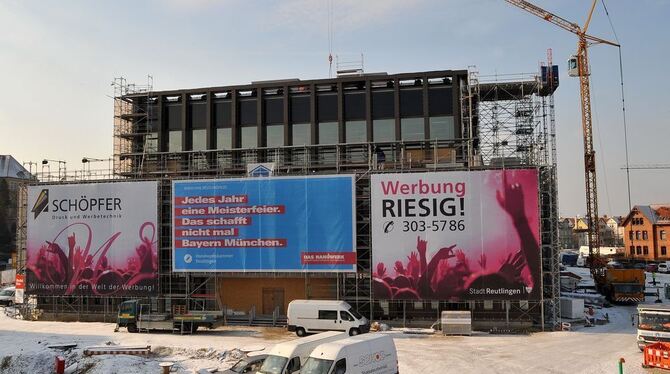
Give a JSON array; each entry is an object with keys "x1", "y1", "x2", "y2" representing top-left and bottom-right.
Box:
[{"x1": 505, "y1": 0, "x2": 619, "y2": 273}]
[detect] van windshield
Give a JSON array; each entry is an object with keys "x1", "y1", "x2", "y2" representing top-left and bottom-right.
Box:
[
  {"x1": 258, "y1": 355, "x2": 287, "y2": 374},
  {"x1": 301, "y1": 358, "x2": 334, "y2": 374},
  {"x1": 0, "y1": 289, "x2": 13, "y2": 297},
  {"x1": 348, "y1": 307, "x2": 363, "y2": 320}
]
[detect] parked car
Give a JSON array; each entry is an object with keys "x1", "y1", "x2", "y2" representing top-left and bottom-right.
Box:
[
  {"x1": 634, "y1": 263, "x2": 646, "y2": 270},
  {"x1": 0, "y1": 287, "x2": 15, "y2": 306},
  {"x1": 287, "y1": 300, "x2": 370, "y2": 337},
  {"x1": 221, "y1": 352, "x2": 267, "y2": 374},
  {"x1": 646, "y1": 263, "x2": 659, "y2": 273},
  {"x1": 607, "y1": 261, "x2": 623, "y2": 269},
  {"x1": 658, "y1": 263, "x2": 669, "y2": 274}
]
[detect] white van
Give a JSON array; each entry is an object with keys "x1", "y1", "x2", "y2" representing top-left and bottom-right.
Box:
[
  {"x1": 287, "y1": 300, "x2": 369, "y2": 337},
  {"x1": 258, "y1": 331, "x2": 347, "y2": 374},
  {"x1": 301, "y1": 334, "x2": 399, "y2": 374}
]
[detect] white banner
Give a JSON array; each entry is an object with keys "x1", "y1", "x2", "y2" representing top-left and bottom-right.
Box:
[
  {"x1": 371, "y1": 170, "x2": 540, "y2": 301},
  {"x1": 26, "y1": 182, "x2": 158, "y2": 296}
]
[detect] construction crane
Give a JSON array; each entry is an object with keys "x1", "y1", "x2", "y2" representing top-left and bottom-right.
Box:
[{"x1": 505, "y1": 0, "x2": 619, "y2": 274}]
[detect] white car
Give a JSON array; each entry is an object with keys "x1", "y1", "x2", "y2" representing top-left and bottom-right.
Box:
[
  {"x1": 0, "y1": 287, "x2": 15, "y2": 306},
  {"x1": 659, "y1": 263, "x2": 669, "y2": 274}
]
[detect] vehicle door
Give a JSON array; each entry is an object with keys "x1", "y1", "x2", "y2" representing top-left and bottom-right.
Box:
[
  {"x1": 318, "y1": 310, "x2": 342, "y2": 332},
  {"x1": 339, "y1": 310, "x2": 356, "y2": 331}
]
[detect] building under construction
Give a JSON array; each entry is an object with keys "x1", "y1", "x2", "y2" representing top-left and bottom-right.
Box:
[{"x1": 16, "y1": 66, "x2": 561, "y2": 330}]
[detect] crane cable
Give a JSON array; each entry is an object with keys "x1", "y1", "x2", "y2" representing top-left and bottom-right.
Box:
[{"x1": 601, "y1": 0, "x2": 632, "y2": 212}]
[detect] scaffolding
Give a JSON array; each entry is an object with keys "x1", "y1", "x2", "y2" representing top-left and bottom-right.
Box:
[
  {"x1": 18, "y1": 67, "x2": 561, "y2": 330},
  {"x1": 471, "y1": 66, "x2": 560, "y2": 329}
]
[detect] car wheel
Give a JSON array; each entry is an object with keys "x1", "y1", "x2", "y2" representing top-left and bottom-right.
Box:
[
  {"x1": 296, "y1": 327, "x2": 306, "y2": 337},
  {"x1": 127, "y1": 323, "x2": 138, "y2": 333},
  {"x1": 349, "y1": 328, "x2": 360, "y2": 336}
]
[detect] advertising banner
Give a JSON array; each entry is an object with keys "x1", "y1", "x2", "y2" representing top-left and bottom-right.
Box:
[
  {"x1": 371, "y1": 169, "x2": 540, "y2": 300},
  {"x1": 26, "y1": 182, "x2": 158, "y2": 296},
  {"x1": 172, "y1": 176, "x2": 356, "y2": 272},
  {"x1": 15, "y1": 274, "x2": 24, "y2": 304}
]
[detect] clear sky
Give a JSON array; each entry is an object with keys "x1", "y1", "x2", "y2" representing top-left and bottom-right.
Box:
[{"x1": 0, "y1": 0, "x2": 668, "y2": 217}]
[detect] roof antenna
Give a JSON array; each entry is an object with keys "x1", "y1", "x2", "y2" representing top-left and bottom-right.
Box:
[{"x1": 328, "y1": 0, "x2": 334, "y2": 78}]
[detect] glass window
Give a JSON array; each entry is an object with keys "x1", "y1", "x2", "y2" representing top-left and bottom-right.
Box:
[
  {"x1": 373, "y1": 119, "x2": 395, "y2": 142},
  {"x1": 428, "y1": 86, "x2": 453, "y2": 116},
  {"x1": 217, "y1": 128, "x2": 231, "y2": 150},
  {"x1": 145, "y1": 133, "x2": 158, "y2": 153},
  {"x1": 333, "y1": 358, "x2": 346, "y2": 374},
  {"x1": 348, "y1": 308, "x2": 363, "y2": 319},
  {"x1": 318, "y1": 122, "x2": 338, "y2": 144},
  {"x1": 291, "y1": 95, "x2": 310, "y2": 123},
  {"x1": 167, "y1": 103, "x2": 182, "y2": 130},
  {"x1": 214, "y1": 100, "x2": 232, "y2": 128},
  {"x1": 318, "y1": 310, "x2": 337, "y2": 320},
  {"x1": 192, "y1": 129, "x2": 207, "y2": 151},
  {"x1": 401, "y1": 118, "x2": 424, "y2": 141},
  {"x1": 662, "y1": 246, "x2": 667, "y2": 256},
  {"x1": 636, "y1": 231, "x2": 641, "y2": 240},
  {"x1": 346, "y1": 120, "x2": 366, "y2": 143},
  {"x1": 643, "y1": 231, "x2": 648, "y2": 240},
  {"x1": 661, "y1": 230, "x2": 666, "y2": 241},
  {"x1": 241, "y1": 127, "x2": 257, "y2": 148},
  {"x1": 259, "y1": 355, "x2": 288, "y2": 374},
  {"x1": 266, "y1": 124, "x2": 284, "y2": 147},
  {"x1": 372, "y1": 90, "x2": 394, "y2": 119},
  {"x1": 637, "y1": 246, "x2": 641, "y2": 255},
  {"x1": 344, "y1": 92, "x2": 365, "y2": 120},
  {"x1": 301, "y1": 358, "x2": 333, "y2": 374},
  {"x1": 190, "y1": 102, "x2": 207, "y2": 129},
  {"x1": 400, "y1": 88, "x2": 423, "y2": 117},
  {"x1": 264, "y1": 97, "x2": 284, "y2": 124},
  {"x1": 239, "y1": 99, "x2": 257, "y2": 126},
  {"x1": 292, "y1": 123, "x2": 311, "y2": 145},
  {"x1": 168, "y1": 131, "x2": 182, "y2": 152},
  {"x1": 644, "y1": 246, "x2": 649, "y2": 255},
  {"x1": 318, "y1": 94, "x2": 337, "y2": 122},
  {"x1": 340, "y1": 311, "x2": 354, "y2": 321},
  {"x1": 429, "y1": 116, "x2": 455, "y2": 140}
]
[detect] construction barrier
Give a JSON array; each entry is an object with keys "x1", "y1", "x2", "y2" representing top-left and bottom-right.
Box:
[{"x1": 643, "y1": 342, "x2": 670, "y2": 370}]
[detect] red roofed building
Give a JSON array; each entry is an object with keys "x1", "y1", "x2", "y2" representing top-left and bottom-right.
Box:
[{"x1": 623, "y1": 205, "x2": 670, "y2": 261}]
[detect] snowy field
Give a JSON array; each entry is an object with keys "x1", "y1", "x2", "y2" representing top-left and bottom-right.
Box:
[{"x1": 0, "y1": 267, "x2": 667, "y2": 373}]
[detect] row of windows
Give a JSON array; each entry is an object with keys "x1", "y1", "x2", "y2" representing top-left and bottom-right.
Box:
[
  {"x1": 630, "y1": 246, "x2": 668, "y2": 256},
  {"x1": 629, "y1": 230, "x2": 667, "y2": 241},
  {"x1": 148, "y1": 87, "x2": 454, "y2": 129},
  {"x1": 158, "y1": 116, "x2": 455, "y2": 152},
  {"x1": 631, "y1": 217, "x2": 645, "y2": 225}
]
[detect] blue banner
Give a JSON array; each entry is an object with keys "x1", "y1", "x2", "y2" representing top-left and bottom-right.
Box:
[{"x1": 172, "y1": 176, "x2": 356, "y2": 272}]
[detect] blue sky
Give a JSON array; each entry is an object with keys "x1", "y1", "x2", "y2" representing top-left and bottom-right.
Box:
[{"x1": 0, "y1": 0, "x2": 668, "y2": 217}]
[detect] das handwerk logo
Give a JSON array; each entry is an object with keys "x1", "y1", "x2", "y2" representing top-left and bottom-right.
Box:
[{"x1": 31, "y1": 189, "x2": 49, "y2": 219}]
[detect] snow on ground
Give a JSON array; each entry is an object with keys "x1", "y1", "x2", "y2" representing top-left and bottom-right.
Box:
[{"x1": 1, "y1": 268, "x2": 669, "y2": 373}]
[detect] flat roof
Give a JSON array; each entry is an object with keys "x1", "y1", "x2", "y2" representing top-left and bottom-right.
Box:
[{"x1": 124, "y1": 69, "x2": 468, "y2": 98}]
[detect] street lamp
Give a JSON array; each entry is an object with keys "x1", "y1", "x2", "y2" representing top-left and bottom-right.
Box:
[
  {"x1": 82, "y1": 157, "x2": 112, "y2": 178},
  {"x1": 42, "y1": 159, "x2": 67, "y2": 181}
]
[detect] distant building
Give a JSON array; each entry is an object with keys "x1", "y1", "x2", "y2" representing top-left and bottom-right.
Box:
[
  {"x1": 0, "y1": 156, "x2": 33, "y2": 269},
  {"x1": 558, "y1": 217, "x2": 577, "y2": 249},
  {"x1": 623, "y1": 205, "x2": 670, "y2": 261}
]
